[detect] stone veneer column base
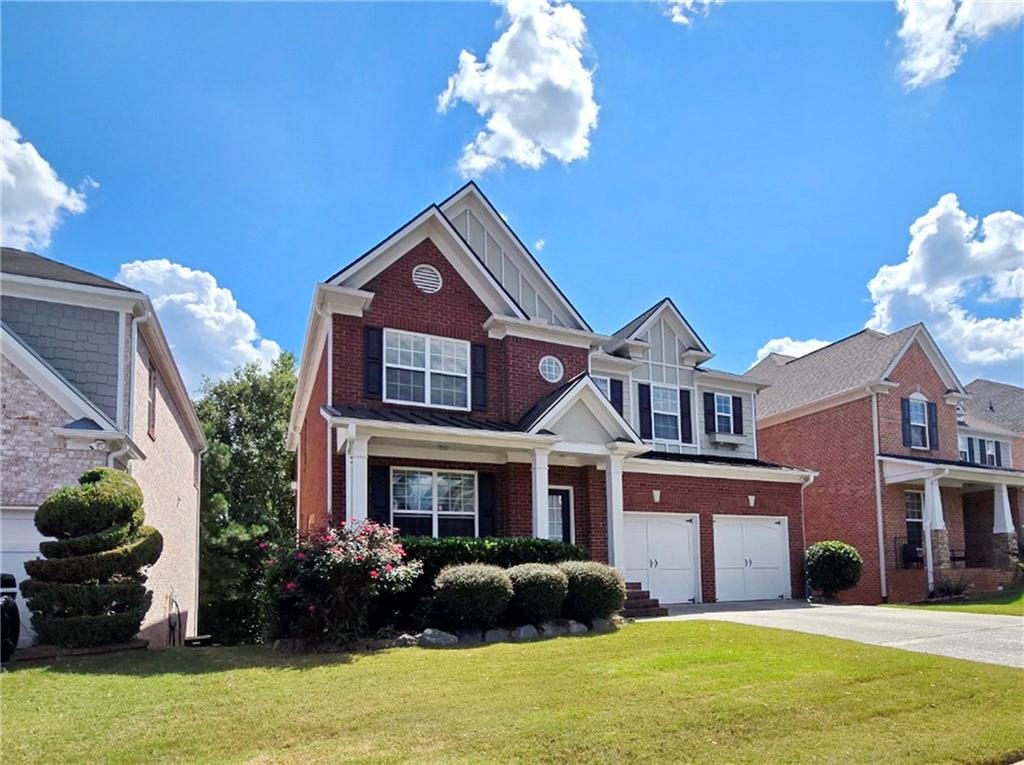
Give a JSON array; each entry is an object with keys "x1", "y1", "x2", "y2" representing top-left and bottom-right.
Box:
[
  {"x1": 992, "y1": 532, "x2": 1019, "y2": 570},
  {"x1": 931, "y1": 528, "x2": 951, "y2": 570}
]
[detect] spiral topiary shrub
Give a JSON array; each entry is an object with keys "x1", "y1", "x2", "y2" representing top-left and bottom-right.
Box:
[
  {"x1": 507, "y1": 563, "x2": 568, "y2": 623},
  {"x1": 805, "y1": 541, "x2": 863, "y2": 599},
  {"x1": 431, "y1": 564, "x2": 513, "y2": 630},
  {"x1": 20, "y1": 468, "x2": 162, "y2": 647},
  {"x1": 559, "y1": 561, "x2": 626, "y2": 621}
]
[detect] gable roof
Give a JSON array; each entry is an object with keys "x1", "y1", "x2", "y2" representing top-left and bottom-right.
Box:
[
  {"x1": 964, "y1": 379, "x2": 1024, "y2": 435},
  {"x1": 605, "y1": 297, "x2": 710, "y2": 355},
  {"x1": 519, "y1": 373, "x2": 644, "y2": 444},
  {"x1": 751, "y1": 324, "x2": 962, "y2": 419},
  {"x1": 1, "y1": 247, "x2": 139, "y2": 293}
]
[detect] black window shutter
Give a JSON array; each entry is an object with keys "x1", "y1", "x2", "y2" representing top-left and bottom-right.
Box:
[
  {"x1": 732, "y1": 396, "x2": 744, "y2": 435},
  {"x1": 926, "y1": 402, "x2": 938, "y2": 450},
  {"x1": 471, "y1": 344, "x2": 488, "y2": 411},
  {"x1": 680, "y1": 389, "x2": 693, "y2": 444},
  {"x1": 610, "y1": 379, "x2": 624, "y2": 416},
  {"x1": 638, "y1": 384, "x2": 652, "y2": 440},
  {"x1": 477, "y1": 473, "x2": 495, "y2": 537},
  {"x1": 900, "y1": 398, "x2": 911, "y2": 447},
  {"x1": 703, "y1": 392, "x2": 716, "y2": 434},
  {"x1": 364, "y1": 327, "x2": 383, "y2": 400},
  {"x1": 967, "y1": 437, "x2": 975, "y2": 463},
  {"x1": 368, "y1": 465, "x2": 390, "y2": 524},
  {"x1": 979, "y1": 439, "x2": 987, "y2": 464},
  {"x1": 995, "y1": 441, "x2": 1002, "y2": 467}
]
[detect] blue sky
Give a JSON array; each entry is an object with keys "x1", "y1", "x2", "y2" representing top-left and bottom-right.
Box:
[{"x1": 3, "y1": 1, "x2": 1022, "y2": 390}]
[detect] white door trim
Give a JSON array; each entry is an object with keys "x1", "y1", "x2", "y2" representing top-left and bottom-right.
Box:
[
  {"x1": 624, "y1": 511, "x2": 702, "y2": 604},
  {"x1": 549, "y1": 485, "x2": 575, "y2": 544},
  {"x1": 712, "y1": 514, "x2": 791, "y2": 601}
]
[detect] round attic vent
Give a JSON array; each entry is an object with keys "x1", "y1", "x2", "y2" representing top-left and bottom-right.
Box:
[{"x1": 412, "y1": 264, "x2": 443, "y2": 294}]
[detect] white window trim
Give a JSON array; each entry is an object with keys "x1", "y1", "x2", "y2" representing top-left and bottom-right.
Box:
[
  {"x1": 713, "y1": 392, "x2": 734, "y2": 434},
  {"x1": 548, "y1": 485, "x2": 575, "y2": 544},
  {"x1": 651, "y1": 384, "x2": 683, "y2": 446},
  {"x1": 904, "y1": 490, "x2": 924, "y2": 539},
  {"x1": 538, "y1": 355, "x2": 564, "y2": 383},
  {"x1": 958, "y1": 435, "x2": 969, "y2": 462},
  {"x1": 908, "y1": 396, "x2": 929, "y2": 450},
  {"x1": 978, "y1": 439, "x2": 997, "y2": 467},
  {"x1": 382, "y1": 328, "x2": 471, "y2": 412},
  {"x1": 389, "y1": 467, "x2": 478, "y2": 538},
  {"x1": 592, "y1": 375, "x2": 611, "y2": 400}
]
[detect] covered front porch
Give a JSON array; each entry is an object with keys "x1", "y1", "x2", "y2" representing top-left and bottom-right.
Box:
[{"x1": 882, "y1": 456, "x2": 1023, "y2": 600}]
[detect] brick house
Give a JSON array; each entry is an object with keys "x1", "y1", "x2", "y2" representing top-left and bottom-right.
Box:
[
  {"x1": 1, "y1": 248, "x2": 207, "y2": 646},
  {"x1": 751, "y1": 326, "x2": 1022, "y2": 604},
  {"x1": 289, "y1": 183, "x2": 815, "y2": 609}
]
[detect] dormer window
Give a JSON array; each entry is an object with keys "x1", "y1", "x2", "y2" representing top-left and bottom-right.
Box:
[
  {"x1": 652, "y1": 385, "x2": 681, "y2": 441},
  {"x1": 714, "y1": 394, "x2": 733, "y2": 433},
  {"x1": 908, "y1": 398, "x2": 928, "y2": 448}
]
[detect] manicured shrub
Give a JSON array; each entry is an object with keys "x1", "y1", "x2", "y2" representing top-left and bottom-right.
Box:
[
  {"x1": 431, "y1": 564, "x2": 513, "y2": 630},
  {"x1": 508, "y1": 563, "x2": 568, "y2": 623},
  {"x1": 20, "y1": 468, "x2": 161, "y2": 648},
  {"x1": 260, "y1": 521, "x2": 421, "y2": 644},
  {"x1": 559, "y1": 561, "x2": 626, "y2": 621},
  {"x1": 805, "y1": 541, "x2": 863, "y2": 599}
]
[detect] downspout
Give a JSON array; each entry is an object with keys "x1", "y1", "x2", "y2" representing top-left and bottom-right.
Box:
[
  {"x1": 800, "y1": 471, "x2": 817, "y2": 600},
  {"x1": 870, "y1": 389, "x2": 888, "y2": 601},
  {"x1": 128, "y1": 309, "x2": 153, "y2": 440}
]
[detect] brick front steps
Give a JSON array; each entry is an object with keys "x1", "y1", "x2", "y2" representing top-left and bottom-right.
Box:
[
  {"x1": 622, "y1": 582, "x2": 669, "y2": 619},
  {"x1": 10, "y1": 638, "x2": 148, "y2": 664}
]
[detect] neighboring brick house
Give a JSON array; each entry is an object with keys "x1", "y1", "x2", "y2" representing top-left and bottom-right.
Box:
[
  {"x1": 1, "y1": 248, "x2": 207, "y2": 647},
  {"x1": 289, "y1": 183, "x2": 815, "y2": 609},
  {"x1": 751, "y1": 326, "x2": 1022, "y2": 604}
]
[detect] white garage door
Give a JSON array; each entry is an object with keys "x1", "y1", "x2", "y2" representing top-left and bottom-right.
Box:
[
  {"x1": 713, "y1": 516, "x2": 789, "y2": 602},
  {"x1": 1, "y1": 508, "x2": 48, "y2": 647},
  {"x1": 624, "y1": 513, "x2": 700, "y2": 605}
]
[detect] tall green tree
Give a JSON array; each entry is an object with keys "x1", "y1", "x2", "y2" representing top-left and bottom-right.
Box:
[{"x1": 196, "y1": 352, "x2": 296, "y2": 643}]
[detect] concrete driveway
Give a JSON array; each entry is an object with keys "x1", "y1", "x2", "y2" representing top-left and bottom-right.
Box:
[{"x1": 645, "y1": 600, "x2": 1024, "y2": 668}]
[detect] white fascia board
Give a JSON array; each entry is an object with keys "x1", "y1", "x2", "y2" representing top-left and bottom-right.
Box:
[
  {"x1": 589, "y1": 351, "x2": 641, "y2": 372},
  {"x1": 0, "y1": 273, "x2": 142, "y2": 313},
  {"x1": 322, "y1": 413, "x2": 562, "y2": 449},
  {"x1": 328, "y1": 208, "x2": 526, "y2": 321},
  {"x1": 623, "y1": 457, "x2": 815, "y2": 484},
  {"x1": 527, "y1": 376, "x2": 644, "y2": 445},
  {"x1": 52, "y1": 428, "x2": 147, "y2": 459},
  {"x1": 879, "y1": 455, "x2": 1024, "y2": 486},
  {"x1": 757, "y1": 385, "x2": 882, "y2": 429},
  {"x1": 484, "y1": 316, "x2": 608, "y2": 350},
  {"x1": 630, "y1": 300, "x2": 710, "y2": 355},
  {"x1": 2, "y1": 324, "x2": 116, "y2": 428},
  {"x1": 958, "y1": 421, "x2": 1019, "y2": 440},
  {"x1": 882, "y1": 325, "x2": 965, "y2": 395},
  {"x1": 694, "y1": 370, "x2": 768, "y2": 392}
]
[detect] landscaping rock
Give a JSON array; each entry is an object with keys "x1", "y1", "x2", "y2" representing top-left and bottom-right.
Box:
[
  {"x1": 567, "y1": 620, "x2": 589, "y2": 635},
  {"x1": 393, "y1": 633, "x2": 419, "y2": 647},
  {"x1": 590, "y1": 617, "x2": 617, "y2": 634},
  {"x1": 484, "y1": 628, "x2": 510, "y2": 643},
  {"x1": 418, "y1": 628, "x2": 458, "y2": 648},
  {"x1": 510, "y1": 624, "x2": 540, "y2": 642},
  {"x1": 539, "y1": 620, "x2": 568, "y2": 637},
  {"x1": 368, "y1": 638, "x2": 396, "y2": 650},
  {"x1": 456, "y1": 629, "x2": 483, "y2": 645}
]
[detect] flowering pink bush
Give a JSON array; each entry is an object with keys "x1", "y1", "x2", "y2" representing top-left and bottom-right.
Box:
[{"x1": 260, "y1": 521, "x2": 421, "y2": 643}]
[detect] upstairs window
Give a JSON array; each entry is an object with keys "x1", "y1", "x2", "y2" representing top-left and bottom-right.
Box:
[
  {"x1": 383, "y1": 330, "x2": 469, "y2": 410},
  {"x1": 714, "y1": 393, "x2": 733, "y2": 433},
  {"x1": 592, "y1": 376, "x2": 611, "y2": 400},
  {"x1": 908, "y1": 399, "x2": 928, "y2": 448},
  {"x1": 958, "y1": 435, "x2": 969, "y2": 462},
  {"x1": 651, "y1": 385, "x2": 680, "y2": 441},
  {"x1": 978, "y1": 439, "x2": 996, "y2": 467}
]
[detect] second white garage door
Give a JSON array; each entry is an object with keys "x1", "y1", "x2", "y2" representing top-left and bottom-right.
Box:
[
  {"x1": 624, "y1": 512, "x2": 700, "y2": 605},
  {"x1": 713, "y1": 516, "x2": 790, "y2": 602}
]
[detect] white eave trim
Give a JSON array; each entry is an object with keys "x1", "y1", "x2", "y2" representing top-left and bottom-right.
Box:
[
  {"x1": 525, "y1": 375, "x2": 644, "y2": 445},
  {"x1": 52, "y1": 428, "x2": 147, "y2": 460},
  {"x1": 882, "y1": 324, "x2": 965, "y2": 395},
  {"x1": 879, "y1": 455, "x2": 1024, "y2": 487},
  {"x1": 758, "y1": 383, "x2": 896, "y2": 428},
  {"x1": 485, "y1": 316, "x2": 608, "y2": 350},
  {"x1": 588, "y1": 351, "x2": 642, "y2": 371},
  {"x1": 0, "y1": 272, "x2": 142, "y2": 313},
  {"x1": 624, "y1": 457, "x2": 816, "y2": 484},
  {"x1": 694, "y1": 369, "x2": 768, "y2": 392},
  {"x1": 322, "y1": 412, "x2": 562, "y2": 450}
]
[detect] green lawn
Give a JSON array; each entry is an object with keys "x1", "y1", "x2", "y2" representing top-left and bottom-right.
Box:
[
  {"x1": 890, "y1": 589, "x2": 1024, "y2": 616},
  {"x1": 3, "y1": 622, "x2": 1023, "y2": 765}
]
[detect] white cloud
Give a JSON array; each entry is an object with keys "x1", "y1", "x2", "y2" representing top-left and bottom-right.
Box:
[
  {"x1": 1, "y1": 118, "x2": 92, "y2": 250},
  {"x1": 534, "y1": 238, "x2": 546, "y2": 250},
  {"x1": 664, "y1": 0, "x2": 722, "y2": 25},
  {"x1": 866, "y1": 192, "x2": 1023, "y2": 375},
  {"x1": 437, "y1": 0, "x2": 599, "y2": 178},
  {"x1": 116, "y1": 259, "x2": 282, "y2": 391},
  {"x1": 752, "y1": 337, "x2": 830, "y2": 365},
  {"x1": 897, "y1": 0, "x2": 1024, "y2": 88}
]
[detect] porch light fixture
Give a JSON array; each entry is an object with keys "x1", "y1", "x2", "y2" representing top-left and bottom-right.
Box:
[
  {"x1": 748, "y1": 495, "x2": 756, "y2": 507},
  {"x1": 652, "y1": 490, "x2": 661, "y2": 504}
]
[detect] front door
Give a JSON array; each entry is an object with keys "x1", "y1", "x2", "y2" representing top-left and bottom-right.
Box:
[
  {"x1": 547, "y1": 489, "x2": 572, "y2": 544},
  {"x1": 623, "y1": 513, "x2": 699, "y2": 604}
]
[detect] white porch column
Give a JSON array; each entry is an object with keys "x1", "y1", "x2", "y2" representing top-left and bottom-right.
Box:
[
  {"x1": 923, "y1": 477, "x2": 948, "y2": 593},
  {"x1": 925, "y1": 477, "x2": 946, "y2": 531},
  {"x1": 605, "y1": 454, "x2": 625, "y2": 569},
  {"x1": 531, "y1": 449, "x2": 550, "y2": 539},
  {"x1": 347, "y1": 434, "x2": 370, "y2": 524},
  {"x1": 993, "y1": 484, "x2": 1015, "y2": 534}
]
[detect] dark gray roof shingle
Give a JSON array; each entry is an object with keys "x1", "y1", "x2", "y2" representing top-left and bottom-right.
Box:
[
  {"x1": 1, "y1": 247, "x2": 138, "y2": 293},
  {"x1": 964, "y1": 379, "x2": 1024, "y2": 435}
]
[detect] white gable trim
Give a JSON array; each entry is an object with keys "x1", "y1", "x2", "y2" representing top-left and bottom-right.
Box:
[
  {"x1": 883, "y1": 325, "x2": 965, "y2": 394},
  {"x1": 328, "y1": 206, "x2": 526, "y2": 321},
  {"x1": 527, "y1": 376, "x2": 644, "y2": 445},
  {"x1": 629, "y1": 299, "x2": 710, "y2": 355},
  {"x1": 440, "y1": 183, "x2": 591, "y2": 331}
]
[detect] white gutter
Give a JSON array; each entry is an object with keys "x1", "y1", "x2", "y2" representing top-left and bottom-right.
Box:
[
  {"x1": 128, "y1": 309, "x2": 151, "y2": 437},
  {"x1": 870, "y1": 389, "x2": 887, "y2": 601}
]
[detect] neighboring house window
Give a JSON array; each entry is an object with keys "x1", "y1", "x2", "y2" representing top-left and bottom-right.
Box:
[
  {"x1": 908, "y1": 399, "x2": 928, "y2": 448},
  {"x1": 592, "y1": 375, "x2": 610, "y2": 400},
  {"x1": 714, "y1": 393, "x2": 733, "y2": 433},
  {"x1": 147, "y1": 360, "x2": 157, "y2": 439},
  {"x1": 904, "y1": 491, "x2": 923, "y2": 548},
  {"x1": 383, "y1": 330, "x2": 470, "y2": 410},
  {"x1": 391, "y1": 468, "x2": 476, "y2": 538},
  {"x1": 958, "y1": 435, "x2": 969, "y2": 462},
  {"x1": 651, "y1": 385, "x2": 680, "y2": 441}
]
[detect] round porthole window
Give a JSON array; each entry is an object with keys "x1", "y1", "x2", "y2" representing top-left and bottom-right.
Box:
[
  {"x1": 538, "y1": 355, "x2": 564, "y2": 383},
  {"x1": 412, "y1": 264, "x2": 443, "y2": 294}
]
